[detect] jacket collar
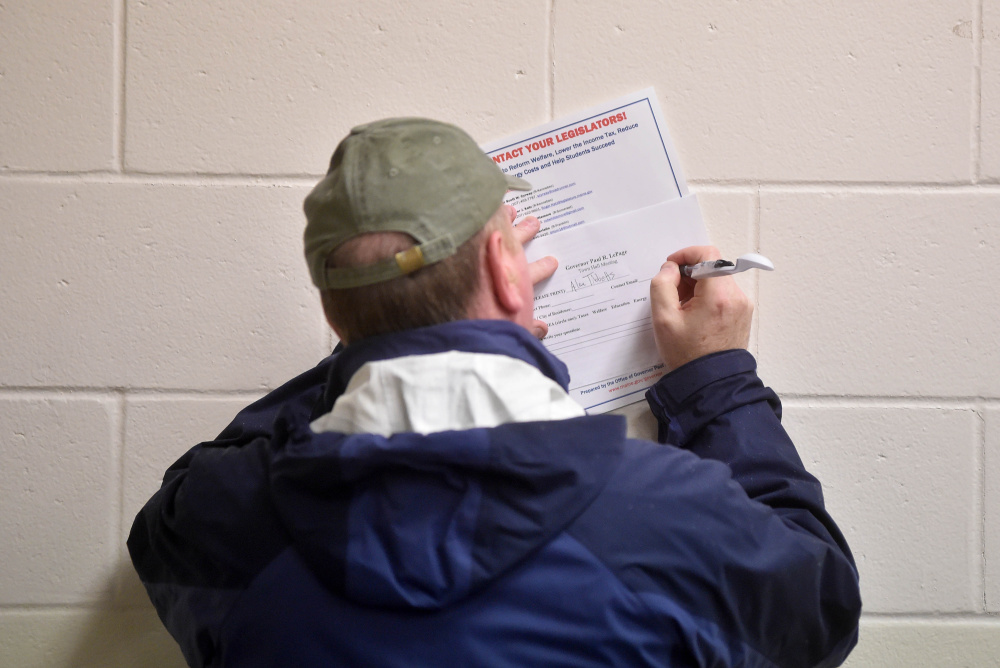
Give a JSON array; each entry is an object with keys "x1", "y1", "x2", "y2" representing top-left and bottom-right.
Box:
[{"x1": 321, "y1": 320, "x2": 572, "y2": 414}]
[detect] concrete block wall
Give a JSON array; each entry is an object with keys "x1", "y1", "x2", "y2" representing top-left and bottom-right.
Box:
[{"x1": 1, "y1": 0, "x2": 996, "y2": 664}]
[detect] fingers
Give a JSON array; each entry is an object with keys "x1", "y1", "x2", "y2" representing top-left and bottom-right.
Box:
[
  {"x1": 511, "y1": 212, "x2": 541, "y2": 246},
  {"x1": 504, "y1": 206, "x2": 555, "y2": 339},
  {"x1": 649, "y1": 260, "x2": 685, "y2": 369},
  {"x1": 667, "y1": 245, "x2": 724, "y2": 304},
  {"x1": 666, "y1": 245, "x2": 722, "y2": 267},
  {"x1": 528, "y1": 255, "x2": 558, "y2": 287},
  {"x1": 507, "y1": 207, "x2": 557, "y2": 287}
]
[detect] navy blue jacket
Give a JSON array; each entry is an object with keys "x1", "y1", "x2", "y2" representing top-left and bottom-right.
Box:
[{"x1": 128, "y1": 320, "x2": 860, "y2": 667}]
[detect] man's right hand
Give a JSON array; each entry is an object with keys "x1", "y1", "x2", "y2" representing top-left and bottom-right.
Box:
[{"x1": 649, "y1": 245, "x2": 753, "y2": 372}]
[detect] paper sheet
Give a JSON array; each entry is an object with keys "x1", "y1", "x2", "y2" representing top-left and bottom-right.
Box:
[
  {"x1": 524, "y1": 196, "x2": 709, "y2": 413},
  {"x1": 482, "y1": 89, "x2": 708, "y2": 413},
  {"x1": 483, "y1": 88, "x2": 688, "y2": 240}
]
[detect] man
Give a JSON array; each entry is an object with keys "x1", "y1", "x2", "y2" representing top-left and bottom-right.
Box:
[{"x1": 129, "y1": 118, "x2": 861, "y2": 667}]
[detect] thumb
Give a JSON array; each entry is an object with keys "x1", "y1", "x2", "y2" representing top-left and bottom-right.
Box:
[
  {"x1": 650, "y1": 260, "x2": 682, "y2": 316},
  {"x1": 531, "y1": 318, "x2": 549, "y2": 339}
]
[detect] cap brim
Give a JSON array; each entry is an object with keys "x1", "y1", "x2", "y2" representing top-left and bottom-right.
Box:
[{"x1": 505, "y1": 175, "x2": 532, "y2": 191}]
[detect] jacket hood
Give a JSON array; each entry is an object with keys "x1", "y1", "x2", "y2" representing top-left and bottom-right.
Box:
[
  {"x1": 266, "y1": 320, "x2": 628, "y2": 610},
  {"x1": 319, "y1": 319, "x2": 575, "y2": 411}
]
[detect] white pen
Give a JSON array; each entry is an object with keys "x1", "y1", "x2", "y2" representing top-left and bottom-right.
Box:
[{"x1": 680, "y1": 253, "x2": 775, "y2": 279}]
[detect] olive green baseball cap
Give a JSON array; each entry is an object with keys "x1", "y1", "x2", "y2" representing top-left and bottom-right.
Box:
[{"x1": 303, "y1": 117, "x2": 532, "y2": 290}]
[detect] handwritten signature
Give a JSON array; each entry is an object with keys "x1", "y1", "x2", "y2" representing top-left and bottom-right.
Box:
[{"x1": 570, "y1": 271, "x2": 617, "y2": 291}]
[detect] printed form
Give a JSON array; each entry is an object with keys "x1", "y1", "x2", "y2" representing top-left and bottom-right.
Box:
[{"x1": 483, "y1": 89, "x2": 709, "y2": 413}]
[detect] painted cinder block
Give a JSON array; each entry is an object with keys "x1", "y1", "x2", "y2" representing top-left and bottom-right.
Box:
[
  {"x1": 553, "y1": 1, "x2": 971, "y2": 183},
  {"x1": 0, "y1": 1, "x2": 116, "y2": 172},
  {"x1": 692, "y1": 189, "x2": 755, "y2": 258},
  {"x1": 0, "y1": 181, "x2": 328, "y2": 390},
  {"x1": 987, "y1": 407, "x2": 1000, "y2": 612},
  {"x1": 782, "y1": 405, "x2": 979, "y2": 613},
  {"x1": 691, "y1": 189, "x2": 757, "y2": 296},
  {"x1": 124, "y1": 0, "x2": 549, "y2": 175},
  {"x1": 0, "y1": 608, "x2": 186, "y2": 668},
  {"x1": 121, "y1": 396, "x2": 260, "y2": 527},
  {"x1": 843, "y1": 618, "x2": 1000, "y2": 668},
  {"x1": 0, "y1": 396, "x2": 117, "y2": 604},
  {"x1": 758, "y1": 191, "x2": 1000, "y2": 397},
  {"x1": 118, "y1": 395, "x2": 263, "y2": 605}
]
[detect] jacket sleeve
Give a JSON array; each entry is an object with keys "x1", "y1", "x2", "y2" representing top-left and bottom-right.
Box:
[
  {"x1": 126, "y1": 355, "x2": 335, "y2": 667},
  {"x1": 644, "y1": 349, "x2": 862, "y2": 667}
]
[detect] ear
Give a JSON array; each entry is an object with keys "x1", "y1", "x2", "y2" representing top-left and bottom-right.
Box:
[{"x1": 483, "y1": 229, "x2": 525, "y2": 317}]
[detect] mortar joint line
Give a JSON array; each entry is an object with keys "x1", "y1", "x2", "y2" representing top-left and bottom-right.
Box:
[
  {"x1": 9, "y1": 172, "x2": 1000, "y2": 192},
  {"x1": 113, "y1": 389, "x2": 127, "y2": 603},
  {"x1": 0, "y1": 386, "x2": 271, "y2": 400},
  {"x1": 972, "y1": 3, "x2": 984, "y2": 184},
  {"x1": 860, "y1": 611, "x2": 1000, "y2": 620},
  {"x1": 115, "y1": 0, "x2": 128, "y2": 174},
  {"x1": 547, "y1": 0, "x2": 556, "y2": 120},
  {"x1": 0, "y1": 172, "x2": 323, "y2": 188},
  {"x1": 0, "y1": 604, "x2": 98, "y2": 613},
  {"x1": 699, "y1": 179, "x2": 996, "y2": 190},
  {"x1": 779, "y1": 394, "x2": 994, "y2": 408},
  {"x1": 752, "y1": 184, "x2": 762, "y2": 359},
  {"x1": 976, "y1": 401, "x2": 988, "y2": 611},
  {"x1": 1, "y1": 388, "x2": 993, "y2": 404}
]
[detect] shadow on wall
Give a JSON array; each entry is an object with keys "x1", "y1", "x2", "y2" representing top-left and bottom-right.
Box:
[{"x1": 66, "y1": 557, "x2": 186, "y2": 668}]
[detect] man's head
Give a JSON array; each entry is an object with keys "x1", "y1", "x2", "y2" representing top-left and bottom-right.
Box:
[{"x1": 303, "y1": 118, "x2": 534, "y2": 344}]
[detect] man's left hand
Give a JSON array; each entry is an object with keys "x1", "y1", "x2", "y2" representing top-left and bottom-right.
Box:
[{"x1": 506, "y1": 205, "x2": 557, "y2": 338}]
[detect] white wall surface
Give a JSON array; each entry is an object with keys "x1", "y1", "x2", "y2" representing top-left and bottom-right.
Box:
[{"x1": 1, "y1": 0, "x2": 998, "y2": 665}]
